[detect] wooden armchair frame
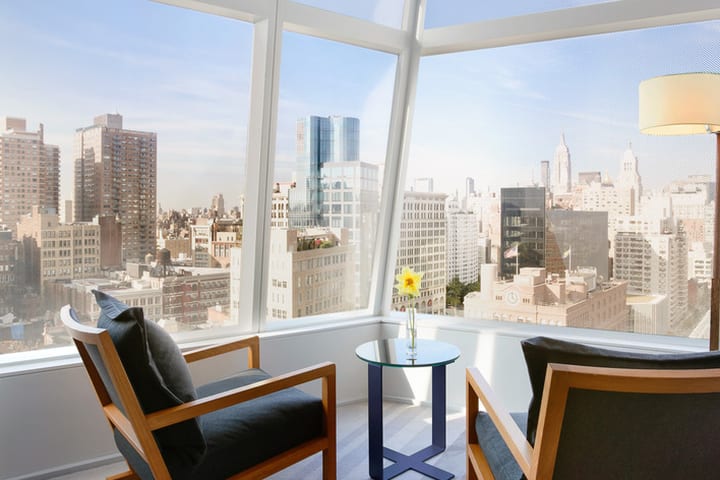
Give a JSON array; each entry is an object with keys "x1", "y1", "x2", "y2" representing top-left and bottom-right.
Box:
[
  {"x1": 62, "y1": 305, "x2": 336, "y2": 480},
  {"x1": 466, "y1": 363, "x2": 720, "y2": 480}
]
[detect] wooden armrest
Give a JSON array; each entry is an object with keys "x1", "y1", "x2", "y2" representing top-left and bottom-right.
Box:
[
  {"x1": 183, "y1": 335, "x2": 260, "y2": 368},
  {"x1": 146, "y1": 361, "x2": 336, "y2": 430},
  {"x1": 466, "y1": 367, "x2": 534, "y2": 477}
]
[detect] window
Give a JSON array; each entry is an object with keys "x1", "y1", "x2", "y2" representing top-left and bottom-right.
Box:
[
  {"x1": 267, "y1": 30, "x2": 394, "y2": 324},
  {"x1": 2, "y1": 0, "x2": 719, "y2": 360},
  {"x1": 402, "y1": 18, "x2": 719, "y2": 340},
  {"x1": 0, "y1": 0, "x2": 251, "y2": 355}
]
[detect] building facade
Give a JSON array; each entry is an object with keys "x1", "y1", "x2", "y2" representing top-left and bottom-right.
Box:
[
  {"x1": 16, "y1": 206, "x2": 101, "y2": 295},
  {"x1": 500, "y1": 187, "x2": 546, "y2": 278},
  {"x1": 266, "y1": 228, "x2": 353, "y2": 321},
  {"x1": 74, "y1": 114, "x2": 157, "y2": 263},
  {"x1": 614, "y1": 215, "x2": 688, "y2": 331},
  {"x1": 289, "y1": 116, "x2": 359, "y2": 228},
  {"x1": 0, "y1": 118, "x2": 60, "y2": 235},
  {"x1": 446, "y1": 209, "x2": 479, "y2": 284},
  {"x1": 393, "y1": 191, "x2": 447, "y2": 315},
  {"x1": 464, "y1": 265, "x2": 629, "y2": 331}
]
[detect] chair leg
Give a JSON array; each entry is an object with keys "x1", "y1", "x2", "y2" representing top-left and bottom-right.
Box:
[
  {"x1": 322, "y1": 445, "x2": 337, "y2": 480},
  {"x1": 467, "y1": 454, "x2": 478, "y2": 480},
  {"x1": 107, "y1": 469, "x2": 140, "y2": 480}
]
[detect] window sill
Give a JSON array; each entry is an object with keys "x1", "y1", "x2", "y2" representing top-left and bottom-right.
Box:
[
  {"x1": 1, "y1": 313, "x2": 709, "y2": 378},
  {"x1": 383, "y1": 311, "x2": 710, "y2": 354},
  {"x1": 0, "y1": 315, "x2": 383, "y2": 379}
]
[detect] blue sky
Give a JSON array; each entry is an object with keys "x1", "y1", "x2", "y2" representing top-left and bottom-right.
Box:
[{"x1": 1, "y1": 1, "x2": 718, "y2": 210}]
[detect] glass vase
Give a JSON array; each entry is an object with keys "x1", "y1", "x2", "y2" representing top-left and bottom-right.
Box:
[{"x1": 406, "y1": 306, "x2": 417, "y2": 359}]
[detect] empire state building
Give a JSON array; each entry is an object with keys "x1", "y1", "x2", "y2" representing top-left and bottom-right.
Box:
[{"x1": 553, "y1": 133, "x2": 572, "y2": 195}]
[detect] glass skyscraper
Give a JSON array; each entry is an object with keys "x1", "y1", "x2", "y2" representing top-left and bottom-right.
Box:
[{"x1": 289, "y1": 116, "x2": 359, "y2": 228}]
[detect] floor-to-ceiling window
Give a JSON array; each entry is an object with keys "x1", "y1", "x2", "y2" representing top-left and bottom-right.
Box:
[
  {"x1": 267, "y1": 31, "x2": 395, "y2": 326},
  {"x1": 2, "y1": 0, "x2": 720, "y2": 360},
  {"x1": 400, "y1": 12, "x2": 720, "y2": 340},
  {"x1": 0, "y1": 0, "x2": 252, "y2": 355}
]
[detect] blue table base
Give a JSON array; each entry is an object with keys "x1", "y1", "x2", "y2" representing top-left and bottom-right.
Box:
[{"x1": 367, "y1": 364, "x2": 455, "y2": 480}]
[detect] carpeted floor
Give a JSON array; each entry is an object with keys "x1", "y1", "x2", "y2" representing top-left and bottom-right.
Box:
[{"x1": 54, "y1": 401, "x2": 468, "y2": 480}]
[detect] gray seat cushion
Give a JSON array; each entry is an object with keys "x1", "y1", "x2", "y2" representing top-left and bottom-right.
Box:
[
  {"x1": 475, "y1": 412, "x2": 527, "y2": 480},
  {"x1": 115, "y1": 368, "x2": 324, "y2": 480}
]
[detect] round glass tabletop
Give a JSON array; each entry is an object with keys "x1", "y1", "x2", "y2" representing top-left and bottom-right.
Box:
[{"x1": 355, "y1": 338, "x2": 460, "y2": 367}]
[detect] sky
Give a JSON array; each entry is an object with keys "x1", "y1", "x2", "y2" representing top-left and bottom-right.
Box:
[{"x1": 1, "y1": 1, "x2": 719, "y2": 211}]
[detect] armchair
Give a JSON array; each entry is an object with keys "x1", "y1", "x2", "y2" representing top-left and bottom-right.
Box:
[
  {"x1": 467, "y1": 336, "x2": 720, "y2": 480},
  {"x1": 61, "y1": 299, "x2": 336, "y2": 480}
]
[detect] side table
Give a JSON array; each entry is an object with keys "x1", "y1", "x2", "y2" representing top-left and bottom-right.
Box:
[{"x1": 355, "y1": 338, "x2": 460, "y2": 480}]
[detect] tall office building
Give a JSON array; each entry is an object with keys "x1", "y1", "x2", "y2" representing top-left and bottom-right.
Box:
[
  {"x1": 500, "y1": 187, "x2": 546, "y2": 278},
  {"x1": 289, "y1": 116, "x2": 359, "y2": 228},
  {"x1": 540, "y1": 160, "x2": 550, "y2": 189},
  {"x1": 616, "y1": 142, "x2": 643, "y2": 209},
  {"x1": 447, "y1": 209, "x2": 480, "y2": 284},
  {"x1": 320, "y1": 160, "x2": 380, "y2": 308},
  {"x1": 0, "y1": 118, "x2": 60, "y2": 235},
  {"x1": 211, "y1": 193, "x2": 225, "y2": 218},
  {"x1": 552, "y1": 134, "x2": 571, "y2": 195},
  {"x1": 614, "y1": 215, "x2": 688, "y2": 331},
  {"x1": 74, "y1": 114, "x2": 157, "y2": 263},
  {"x1": 463, "y1": 177, "x2": 476, "y2": 210},
  {"x1": 546, "y1": 209, "x2": 610, "y2": 281},
  {"x1": 393, "y1": 191, "x2": 447, "y2": 315}
]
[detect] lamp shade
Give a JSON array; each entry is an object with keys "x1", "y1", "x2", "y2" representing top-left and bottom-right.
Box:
[{"x1": 639, "y1": 73, "x2": 720, "y2": 135}]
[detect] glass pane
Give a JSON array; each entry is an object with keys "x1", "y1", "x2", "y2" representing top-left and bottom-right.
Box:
[
  {"x1": 268, "y1": 31, "x2": 395, "y2": 323},
  {"x1": 292, "y1": 0, "x2": 405, "y2": 28},
  {"x1": 0, "y1": 0, "x2": 251, "y2": 355},
  {"x1": 400, "y1": 21, "x2": 719, "y2": 339},
  {"x1": 425, "y1": 0, "x2": 618, "y2": 28}
]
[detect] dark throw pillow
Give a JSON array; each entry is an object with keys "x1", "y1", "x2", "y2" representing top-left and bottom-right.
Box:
[
  {"x1": 92, "y1": 289, "x2": 206, "y2": 472},
  {"x1": 521, "y1": 336, "x2": 720, "y2": 446}
]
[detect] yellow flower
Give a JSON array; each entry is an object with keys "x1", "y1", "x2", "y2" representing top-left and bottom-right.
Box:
[{"x1": 395, "y1": 267, "x2": 423, "y2": 298}]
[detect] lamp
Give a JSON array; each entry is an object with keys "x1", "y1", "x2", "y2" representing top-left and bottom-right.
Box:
[{"x1": 639, "y1": 72, "x2": 720, "y2": 350}]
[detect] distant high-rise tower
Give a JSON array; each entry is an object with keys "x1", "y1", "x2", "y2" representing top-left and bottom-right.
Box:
[
  {"x1": 616, "y1": 142, "x2": 643, "y2": 208},
  {"x1": 540, "y1": 160, "x2": 550, "y2": 189},
  {"x1": 0, "y1": 118, "x2": 59, "y2": 235},
  {"x1": 289, "y1": 116, "x2": 359, "y2": 228},
  {"x1": 74, "y1": 114, "x2": 157, "y2": 262},
  {"x1": 463, "y1": 177, "x2": 476, "y2": 210},
  {"x1": 211, "y1": 193, "x2": 225, "y2": 217},
  {"x1": 552, "y1": 134, "x2": 571, "y2": 194}
]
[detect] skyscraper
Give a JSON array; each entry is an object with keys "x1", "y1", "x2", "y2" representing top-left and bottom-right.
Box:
[
  {"x1": 74, "y1": 114, "x2": 157, "y2": 262},
  {"x1": 393, "y1": 191, "x2": 447, "y2": 314},
  {"x1": 614, "y1": 215, "x2": 688, "y2": 332},
  {"x1": 289, "y1": 116, "x2": 359, "y2": 228},
  {"x1": 0, "y1": 118, "x2": 59, "y2": 235},
  {"x1": 552, "y1": 134, "x2": 571, "y2": 195},
  {"x1": 616, "y1": 142, "x2": 643, "y2": 208},
  {"x1": 500, "y1": 187, "x2": 546, "y2": 278},
  {"x1": 320, "y1": 160, "x2": 379, "y2": 307}
]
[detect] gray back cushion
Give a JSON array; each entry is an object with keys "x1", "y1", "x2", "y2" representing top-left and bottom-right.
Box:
[
  {"x1": 92, "y1": 290, "x2": 206, "y2": 470},
  {"x1": 552, "y1": 388, "x2": 720, "y2": 479},
  {"x1": 521, "y1": 336, "x2": 720, "y2": 446}
]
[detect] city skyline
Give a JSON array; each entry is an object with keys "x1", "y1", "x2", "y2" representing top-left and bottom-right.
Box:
[{"x1": 1, "y1": 1, "x2": 718, "y2": 211}]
